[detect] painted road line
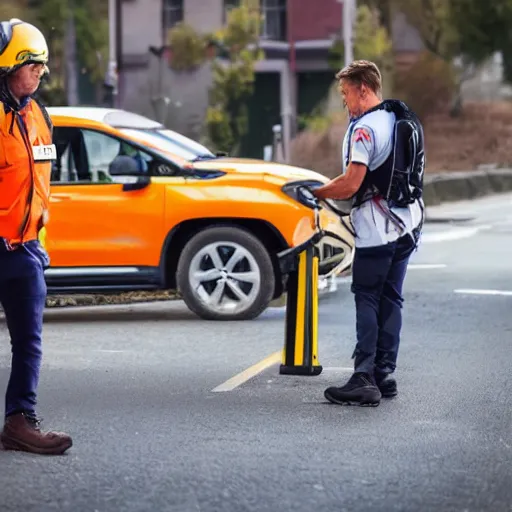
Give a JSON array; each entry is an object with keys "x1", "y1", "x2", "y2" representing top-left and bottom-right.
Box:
[
  {"x1": 421, "y1": 224, "x2": 492, "y2": 244},
  {"x1": 408, "y1": 263, "x2": 447, "y2": 269},
  {"x1": 211, "y1": 350, "x2": 282, "y2": 392},
  {"x1": 454, "y1": 289, "x2": 512, "y2": 297}
]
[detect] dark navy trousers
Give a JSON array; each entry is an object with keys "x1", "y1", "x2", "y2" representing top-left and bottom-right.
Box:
[
  {"x1": 0, "y1": 240, "x2": 49, "y2": 419},
  {"x1": 350, "y1": 233, "x2": 416, "y2": 378}
]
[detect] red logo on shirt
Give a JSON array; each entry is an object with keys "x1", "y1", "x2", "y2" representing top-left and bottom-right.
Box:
[{"x1": 353, "y1": 128, "x2": 371, "y2": 143}]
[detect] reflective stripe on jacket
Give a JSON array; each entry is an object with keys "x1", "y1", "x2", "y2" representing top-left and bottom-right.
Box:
[{"x1": 0, "y1": 99, "x2": 52, "y2": 245}]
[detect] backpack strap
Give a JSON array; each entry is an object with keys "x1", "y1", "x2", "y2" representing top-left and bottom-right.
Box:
[{"x1": 32, "y1": 96, "x2": 53, "y2": 136}]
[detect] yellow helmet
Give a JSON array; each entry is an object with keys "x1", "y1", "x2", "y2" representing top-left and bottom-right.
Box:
[{"x1": 0, "y1": 19, "x2": 48, "y2": 75}]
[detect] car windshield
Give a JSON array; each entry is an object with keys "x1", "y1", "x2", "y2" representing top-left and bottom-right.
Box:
[{"x1": 120, "y1": 128, "x2": 216, "y2": 162}]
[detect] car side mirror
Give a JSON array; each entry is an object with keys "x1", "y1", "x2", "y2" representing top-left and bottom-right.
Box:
[
  {"x1": 108, "y1": 155, "x2": 150, "y2": 191},
  {"x1": 109, "y1": 155, "x2": 141, "y2": 176}
]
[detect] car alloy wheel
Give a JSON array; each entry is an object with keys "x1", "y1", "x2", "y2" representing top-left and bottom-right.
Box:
[
  {"x1": 188, "y1": 241, "x2": 261, "y2": 314},
  {"x1": 177, "y1": 226, "x2": 275, "y2": 321}
]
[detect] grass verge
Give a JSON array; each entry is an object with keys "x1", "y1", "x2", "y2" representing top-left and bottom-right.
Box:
[{"x1": 45, "y1": 290, "x2": 180, "y2": 308}]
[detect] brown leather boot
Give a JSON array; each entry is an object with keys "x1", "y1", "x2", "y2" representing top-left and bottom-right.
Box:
[{"x1": 1, "y1": 412, "x2": 73, "y2": 455}]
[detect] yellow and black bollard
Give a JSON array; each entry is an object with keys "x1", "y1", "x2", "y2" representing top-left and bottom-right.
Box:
[{"x1": 278, "y1": 236, "x2": 323, "y2": 376}]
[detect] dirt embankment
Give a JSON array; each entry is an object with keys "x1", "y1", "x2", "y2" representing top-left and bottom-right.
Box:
[{"x1": 290, "y1": 101, "x2": 512, "y2": 179}]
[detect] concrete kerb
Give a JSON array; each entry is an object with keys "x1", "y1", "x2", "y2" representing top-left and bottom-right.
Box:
[{"x1": 423, "y1": 168, "x2": 512, "y2": 207}]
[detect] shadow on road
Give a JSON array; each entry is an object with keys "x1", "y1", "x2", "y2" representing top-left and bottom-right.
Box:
[
  {"x1": 0, "y1": 304, "x2": 288, "y2": 325},
  {"x1": 0, "y1": 305, "x2": 199, "y2": 325},
  {"x1": 43, "y1": 308, "x2": 213, "y2": 323}
]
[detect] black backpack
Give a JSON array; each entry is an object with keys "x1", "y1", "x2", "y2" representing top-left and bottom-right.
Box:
[{"x1": 380, "y1": 99, "x2": 425, "y2": 207}]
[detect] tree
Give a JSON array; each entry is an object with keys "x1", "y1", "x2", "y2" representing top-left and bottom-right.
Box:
[
  {"x1": 73, "y1": 0, "x2": 109, "y2": 84},
  {"x1": 393, "y1": 0, "x2": 475, "y2": 116},
  {"x1": 164, "y1": 0, "x2": 261, "y2": 154},
  {"x1": 359, "y1": 0, "x2": 393, "y2": 34},
  {"x1": 205, "y1": 0, "x2": 262, "y2": 155},
  {"x1": 393, "y1": 0, "x2": 459, "y2": 60},
  {"x1": 393, "y1": 0, "x2": 512, "y2": 115},
  {"x1": 33, "y1": 0, "x2": 108, "y2": 105},
  {"x1": 353, "y1": 5, "x2": 393, "y2": 77},
  {"x1": 329, "y1": 4, "x2": 393, "y2": 76},
  {"x1": 0, "y1": 0, "x2": 31, "y2": 21},
  {"x1": 449, "y1": 0, "x2": 512, "y2": 83},
  {"x1": 1, "y1": 0, "x2": 108, "y2": 105},
  {"x1": 298, "y1": 4, "x2": 394, "y2": 133},
  {"x1": 323, "y1": 3, "x2": 393, "y2": 124},
  {"x1": 167, "y1": 23, "x2": 211, "y2": 72}
]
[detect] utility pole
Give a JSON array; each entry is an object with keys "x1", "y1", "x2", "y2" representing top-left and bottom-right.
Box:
[
  {"x1": 340, "y1": 0, "x2": 356, "y2": 67},
  {"x1": 106, "y1": 0, "x2": 119, "y2": 107},
  {"x1": 65, "y1": 0, "x2": 79, "y2": 105},
  {"x1": 283, "y1": 0, "x2": 295, "y2": 163}
]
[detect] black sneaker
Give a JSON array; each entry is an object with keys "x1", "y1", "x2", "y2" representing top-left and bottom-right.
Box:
[
  {"x1": 324, "y1": 372, "x2": 381, "y2": 407},
  {"x1": 375, "y1": 374, "x2": 397, "y2": 398}
]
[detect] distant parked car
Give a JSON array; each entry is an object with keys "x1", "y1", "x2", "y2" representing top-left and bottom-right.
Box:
[{"x1": 43, "y1": 107, "x2": 354, "y2": 320}]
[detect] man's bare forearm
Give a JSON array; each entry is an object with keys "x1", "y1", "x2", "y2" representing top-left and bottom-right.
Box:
[
  {"x1": 314, "y1": 175, "x2": 357, "y2": 200},
  {"x1": 313, "y1": 162, "x2": 367, "y2": 201}
]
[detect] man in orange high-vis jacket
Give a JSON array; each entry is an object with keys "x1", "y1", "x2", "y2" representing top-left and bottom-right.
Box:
[{"x1": 0, "y1": 19, "x2": 72, "y2": 455}]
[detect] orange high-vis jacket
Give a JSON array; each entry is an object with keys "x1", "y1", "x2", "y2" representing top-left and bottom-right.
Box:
[{"x1": 0, "y1": 99, "x2": 53, "y2": 246}]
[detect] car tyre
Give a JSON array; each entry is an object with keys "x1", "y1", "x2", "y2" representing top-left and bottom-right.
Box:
[{"x1": 176, "y1": 226, "x2": 275, "y2": 321}]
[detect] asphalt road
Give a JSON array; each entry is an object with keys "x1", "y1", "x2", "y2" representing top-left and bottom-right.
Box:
[{"x1": 1, "y1": 193, "x2": 511, "y2": 512}]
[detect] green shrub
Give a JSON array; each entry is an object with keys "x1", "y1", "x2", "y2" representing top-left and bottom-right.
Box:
[{"x1": 394, "y1": 51, "x2": 457, "y2": 121}]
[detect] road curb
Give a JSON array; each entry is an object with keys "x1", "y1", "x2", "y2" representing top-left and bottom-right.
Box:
[{"x1": 424, "y1": 169, "x2": 512, "y2": 206}]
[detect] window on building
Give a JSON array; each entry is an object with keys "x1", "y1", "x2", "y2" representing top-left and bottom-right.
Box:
[
  {"x1": 163, "y1": 0, "x2": 184, "y2": 32},
  {"x1": 261, "y1": 0, "x2": 287, "y2": 41}
]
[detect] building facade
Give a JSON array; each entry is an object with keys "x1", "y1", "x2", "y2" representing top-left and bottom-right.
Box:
[
  {"x1": 116, "y1": 0, "x2": 427, "y2": 158},
  {"x1": 115, "y1": 0, "x2": 349, "y2": 157}
]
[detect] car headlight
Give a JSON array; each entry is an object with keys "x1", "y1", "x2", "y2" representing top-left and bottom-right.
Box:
[{"x1": 281, "y1": 180, "x2": 324, "y2": 209}]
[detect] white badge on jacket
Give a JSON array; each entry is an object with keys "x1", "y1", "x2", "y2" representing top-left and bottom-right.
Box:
[{"x1": 33, "y1": 144, "x2": 57, "y2": 161}]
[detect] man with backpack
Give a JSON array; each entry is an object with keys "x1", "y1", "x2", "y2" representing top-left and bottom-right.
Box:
[{"x1": 313, "y1": 60, "x2": 425, "y2": 407}]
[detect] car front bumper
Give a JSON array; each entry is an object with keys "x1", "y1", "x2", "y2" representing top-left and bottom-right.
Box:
[{"x1": 289, "y1": 208, "x2": 354, "y2": 278}]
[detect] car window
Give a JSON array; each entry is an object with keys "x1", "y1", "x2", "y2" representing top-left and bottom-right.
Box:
[
  {"x1": 157, "y1": 129, "x2": 215, "y2": 157},
  {"x1": 119, "y1": 128, "x2": 215, "y2": 161},
  {"x1": 51, "y1": 127, "x2": 180, "y2": 183}
]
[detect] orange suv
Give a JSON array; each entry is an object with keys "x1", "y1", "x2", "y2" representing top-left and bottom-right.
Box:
[{"x1": 45, "y1": 107, "x2": 354, "y2": 320}]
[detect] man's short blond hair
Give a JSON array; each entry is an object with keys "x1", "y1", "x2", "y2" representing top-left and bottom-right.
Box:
[{"x1": 336, "y1": 60, "x2": 382, "y2": 96}]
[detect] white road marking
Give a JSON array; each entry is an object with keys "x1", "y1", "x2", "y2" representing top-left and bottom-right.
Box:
[
  {"x1": 211, "y1": 350, "x2": 282, "y2": 392},
  {"x1": 454, "y1": 289, "x2": 512, "y2": 297},
  {"x1": 409, "y1": 263, "x2": 447, "y2": 269},
  {"x1": 421, "y1": 224, "x2": 492, "y2": 244}
]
